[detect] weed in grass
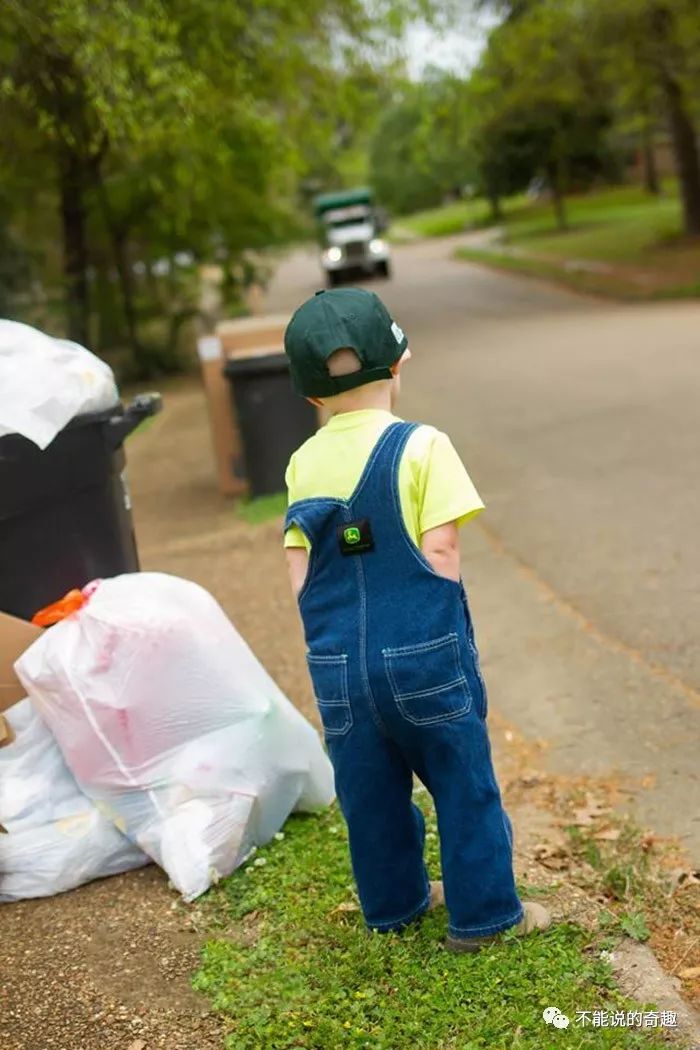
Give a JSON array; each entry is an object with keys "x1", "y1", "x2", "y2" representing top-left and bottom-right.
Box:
[
  {"x1": 596, "y1": 907, "x2": 651, "y2": 944},
  {"x1": 194, "y1": 801, "x2": 675, "y2": 1049},
  {"x1": 619, "y1": 913, "x2": 651, "y2": 943},
  {"x1": 603, "y1": 865, "x2": 638, "y2": 903},
  {"x1": 516, "y1": 880, "x2": 561, "y2": 900}
]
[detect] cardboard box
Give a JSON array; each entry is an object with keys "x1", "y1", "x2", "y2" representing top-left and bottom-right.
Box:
[
  {"x1": 0, "y1": 713, "x2": 15, "y2": 749},
  {"x1": 217, "y1": 315, "x2": 291, "y2": 357},
  {"x1": 197, "y1": 333, "x2": 246, "y2": 498},
  {"x1": 0, "y1": 610, "x2": 43, "y2": 713}
]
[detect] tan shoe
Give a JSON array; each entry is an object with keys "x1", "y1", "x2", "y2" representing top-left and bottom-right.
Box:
[{"x1": 445, "y1": 901, "x2": 552, "y2": 954}]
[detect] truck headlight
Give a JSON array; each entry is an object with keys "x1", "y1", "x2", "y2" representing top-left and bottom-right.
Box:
[
  {"x1": 327, "y1": 246, "x2": 343, "y2": 263},
  {"x1": 369, "y1": 238, "x2": 386, "y2": 255}
]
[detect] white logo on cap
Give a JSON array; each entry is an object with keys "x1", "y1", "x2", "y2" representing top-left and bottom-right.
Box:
[{"x1": 391, "y1": 321, "x2": 404, "y2": 344}]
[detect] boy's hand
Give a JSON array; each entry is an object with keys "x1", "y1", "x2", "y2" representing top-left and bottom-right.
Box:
[
  {"x1": 421, "y1": 521, "x2": 460, "y2": 582},
  {"x1": 286, "y1": 547, "x2": 310, "y2": 598}
]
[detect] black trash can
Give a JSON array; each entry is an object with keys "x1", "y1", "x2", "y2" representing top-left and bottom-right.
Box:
[
  {"x1": 0, "y1": 393, "x2": 162, "y2": 620},
  {"x1": 224, "y1": 353, "x2": 317, "y2": 498}
]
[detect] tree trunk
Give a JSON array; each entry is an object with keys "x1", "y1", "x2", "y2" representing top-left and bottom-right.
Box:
[
  {"x1": 59, "y1": 152, "x2": 90, "y2": 345},
  {"x1": 551, "y1": 181, "x2": 567, "y2": 231},
  {"x1": 112, "y1": 229, "x2": 141, "y2": 353},
  {"x1": 650, "y1": 4, "x2": 700, "y2": 235},
  {"x1": 488, "y1": 190, "x2": 502, "y2": 223},
  {"x1": 660, "y1": 71, "x2": 700, "y2": 235},
  {"x1": 546, "y1": 159, "x2": 568, "y2": 231},
  {"x1": 641, "y1": 122, "x2": 660, "y2": 196},
  {"x1": 96, "y1": 177, "x2": 141, "y2": 353}
]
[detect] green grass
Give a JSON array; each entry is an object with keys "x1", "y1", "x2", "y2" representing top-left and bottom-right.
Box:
[
  {"x1": 194, "y1": 796, "x2": 680, "y2": 1050},
  {"x1": 398, "y1": 181, "x2": 700, "y2": 299},
  {"x1": 391, "y1": 197, "x2": 527, "y2": 240},
  {"x1": 391, "y1": 194, "x2": 536, "y2": 240},
  {"x1": 457, "y1": 243, "x2": 700, "y2": 300},
  {"x1": 391, "y1": 200, "x2": 487, "y2": 239},
  {"x1": 237, "y1": 491, "x2": 288, "y2": 524},
  {"x1": 126, "y1": 414, "x2": 159, "y2": 439},
  {"x1": 493, "y1": 184, "x2": 683, "y2": 264}
]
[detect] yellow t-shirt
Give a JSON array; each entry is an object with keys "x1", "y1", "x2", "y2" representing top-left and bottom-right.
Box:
[{"x1": 284, "y1": 409, "x2": 484, "y2": 550}]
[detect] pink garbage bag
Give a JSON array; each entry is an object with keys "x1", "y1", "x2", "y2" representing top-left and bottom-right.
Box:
[{"x1": 16, "y1": 573, "x2": 334, "y2": 900}]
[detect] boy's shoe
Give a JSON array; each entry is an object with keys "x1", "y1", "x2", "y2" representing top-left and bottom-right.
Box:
[{"x1": 445, "y1": 902, "x2": 552, "y2": 954}]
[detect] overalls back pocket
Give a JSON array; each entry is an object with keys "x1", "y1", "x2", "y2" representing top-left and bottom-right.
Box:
[
  {"x1": 383, "y1": 633, "x2": 472, "y2": 726},
  {"x1": 306, "y1": 653, "x2": 353, "y2": 737}
]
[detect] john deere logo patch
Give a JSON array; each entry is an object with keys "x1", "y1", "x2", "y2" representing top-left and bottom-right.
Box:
[{"x1": 337, "y1": 518, "x2": 374, "y2": 556}]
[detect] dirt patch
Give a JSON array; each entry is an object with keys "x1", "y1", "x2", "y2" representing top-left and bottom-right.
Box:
[
  {"x1": 490, "y1": 708, "x2": 700, "y2": 1012},
  {"x1": 0, "y1": 866, "x2": 223, "y2": 1050}
]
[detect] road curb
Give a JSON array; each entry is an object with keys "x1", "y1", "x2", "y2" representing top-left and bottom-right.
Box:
[{"x1": 607, "y1": 939, "x2": 700, "y2": 1047}]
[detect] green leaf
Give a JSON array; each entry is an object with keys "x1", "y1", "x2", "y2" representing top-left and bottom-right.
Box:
[{"x1": 619, "y1": 912, "x2": 651, "y2": 943}]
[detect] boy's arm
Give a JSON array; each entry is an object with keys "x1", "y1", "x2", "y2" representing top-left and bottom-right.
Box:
[
  {"x1": 285, "y1": 546, "x2": 309, "y2": 599},
  {"x1": 417, "y1": 429, "x2": 484, "y2": 581},
  {"x1": 284, "y1": 453, "x2": 311, "y2": 600},
  {"x1": 421, "y1": 521, "x2": 460, "y2": 582}
]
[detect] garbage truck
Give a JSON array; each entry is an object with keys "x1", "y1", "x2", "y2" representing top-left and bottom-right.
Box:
[{"x1": 313, "y1": 187, "x2": 391, "y2": 287}]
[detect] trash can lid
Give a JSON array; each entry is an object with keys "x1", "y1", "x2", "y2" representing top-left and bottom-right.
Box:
[{"x1": 223, "y1": 351, "x2": 289, "y2": 377}]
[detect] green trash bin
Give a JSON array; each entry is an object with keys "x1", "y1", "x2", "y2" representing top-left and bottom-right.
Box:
[{"x1": 223, "y1": 353, "x2": 317, "y2": 498}]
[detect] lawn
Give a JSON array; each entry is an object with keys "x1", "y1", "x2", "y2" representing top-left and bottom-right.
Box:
[
  {"x1": 194, "y1": 794, "x2": 682, "y2": 1050},
  {"x1": 492, "y1": 184, "x2": 682, "y2": 257},
  {"x1": 390, "y1": 200, "x2": 491, "y2": 239},
  {"x1": 399, "y1": 183, "x2": 700, "y2": 299}
]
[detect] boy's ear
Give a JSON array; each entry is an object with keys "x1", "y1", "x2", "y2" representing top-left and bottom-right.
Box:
[{"x1": 390, "y1": 347, "x2": 411, "y2": 376}]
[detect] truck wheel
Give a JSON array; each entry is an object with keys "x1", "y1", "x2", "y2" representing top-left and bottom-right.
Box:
[{"x1": 376, "y1": 260, "x2": 391, "y2": 279}]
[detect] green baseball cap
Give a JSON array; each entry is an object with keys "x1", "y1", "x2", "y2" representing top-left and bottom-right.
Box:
[{"x1": 284, "y1": 287, "x2": 408, "y2": 398}]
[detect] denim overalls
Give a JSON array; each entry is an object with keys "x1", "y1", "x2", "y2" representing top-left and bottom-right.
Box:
[{"x1": 284, "y1": 421, "x2": 523, "y2": 940}]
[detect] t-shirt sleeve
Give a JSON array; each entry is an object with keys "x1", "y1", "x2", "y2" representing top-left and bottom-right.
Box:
[
  {"x1": 283, "y1": 452, "x2": 310, "y2": 550},
  {"x1": 417, "y1": 430, "x2": 485, "y2": 535}
]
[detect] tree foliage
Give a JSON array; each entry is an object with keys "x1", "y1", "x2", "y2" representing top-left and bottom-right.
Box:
[
  {"x1": 370, "y1": 72, "x2": 478, "y2": 214},
  {"x1": 470, "y1": 0, "x2": 700, "y2": 233},
  {"x1": 0, "y1": 0, "x2": 440, "y2": 374},
  {"x1": 1, "y1": 0, "x2": 699, "y2": 373}
]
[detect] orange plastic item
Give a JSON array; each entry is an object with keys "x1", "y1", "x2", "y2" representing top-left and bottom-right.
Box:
[{"x1": 32, "y1": 589, "x2": 87, "y2": 627}]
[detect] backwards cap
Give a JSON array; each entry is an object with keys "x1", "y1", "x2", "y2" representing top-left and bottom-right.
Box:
[{"x1": 284, "y1": 287, "x2": 408, "y2": 398}]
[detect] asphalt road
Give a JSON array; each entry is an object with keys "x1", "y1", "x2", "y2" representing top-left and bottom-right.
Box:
[{"x1": 264, "y1": 237, "x2": 700, "y2": 862}]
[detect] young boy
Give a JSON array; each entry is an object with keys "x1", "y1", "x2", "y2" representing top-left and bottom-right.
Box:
[{"x1": 283, "y1": 287, "x2": 550, "y2": 951}]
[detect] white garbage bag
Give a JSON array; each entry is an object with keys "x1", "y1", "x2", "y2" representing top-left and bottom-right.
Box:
[
  {"x1": 16, "y1": 573, "x2": 335, "y2": 901},
  {"x1": 0, "y1": 700, "x2": 148, "y2": 902},
  {"x1": 0, "y1": 319, "x2": 118, "y2": 449}
]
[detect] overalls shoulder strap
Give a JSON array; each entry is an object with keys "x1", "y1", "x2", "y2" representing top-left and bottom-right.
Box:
[{"x1": 347, "y1": 420, "x2": 419, "y2": 516}]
